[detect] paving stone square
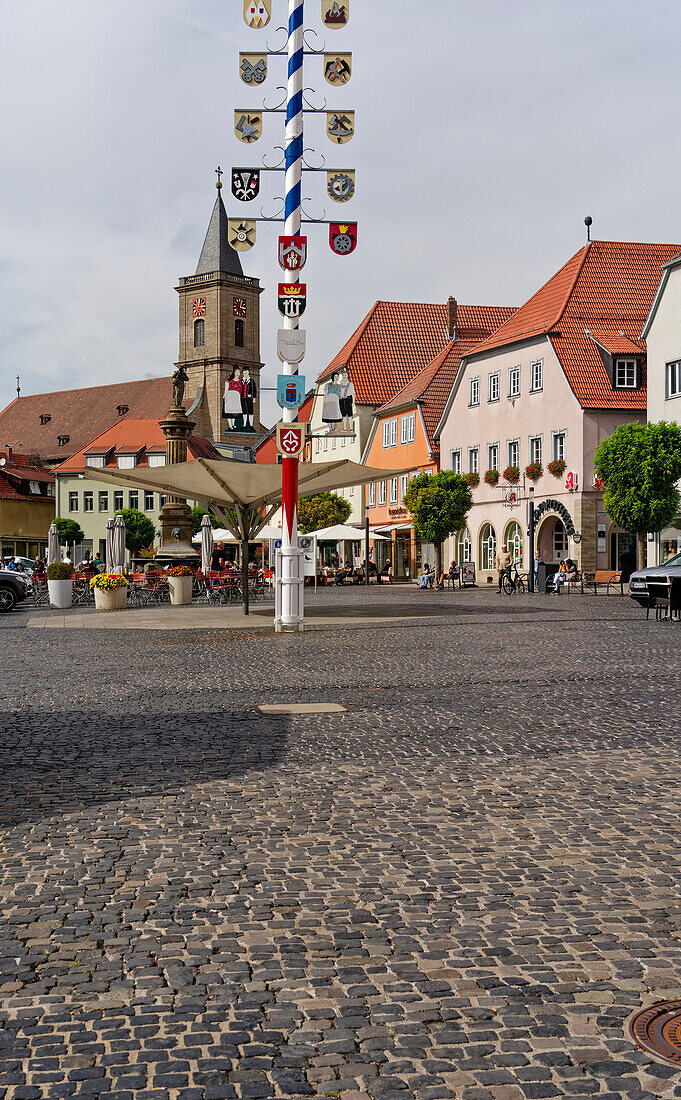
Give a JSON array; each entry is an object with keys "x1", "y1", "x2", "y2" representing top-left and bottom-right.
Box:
[{"x1": 0, "y1": 587, "x2": 679, "y2": 1099}]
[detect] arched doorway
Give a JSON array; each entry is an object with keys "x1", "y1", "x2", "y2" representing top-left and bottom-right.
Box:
[
  {"x1": 504, "y1": 520, "x2": 523, "y2": 564},
  {"x1": 537, "y1": 516, "x2": 567, "y2": 563},
  {"x1": 479, "y1": 522, "x2": 497, "y2": 571}
]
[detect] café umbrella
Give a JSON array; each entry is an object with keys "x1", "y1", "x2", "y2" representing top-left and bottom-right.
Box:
[
  {"x1": 112, "y1": 514, "x2": 127, "y2": 573},
  {"x1": 47, "y1": 522, "x2": 60, "y2": 567},
  {"x1": 105, "y1": 517, "x2": 116, "y2": 572},
  {"x1": 200, "y1": 514, "x2": 214, "y2": 576}
]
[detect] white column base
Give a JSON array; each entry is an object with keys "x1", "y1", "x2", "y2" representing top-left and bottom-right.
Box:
[{"x1": 274, "y1": 547, "x2": 305, "y2": 632}]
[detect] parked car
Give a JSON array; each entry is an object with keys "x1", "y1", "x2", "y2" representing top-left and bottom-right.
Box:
[
  {"x1": 628, "y1": 550, "x2": 681, "y2": 607},
  {"x1": 0, "y1": 568, "x2": 33, "y2": 613}
]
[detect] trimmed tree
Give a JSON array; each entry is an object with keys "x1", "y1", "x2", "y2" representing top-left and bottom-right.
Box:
[
  {"x1": 298, "y1": 491, "x2": 352, "y2": 535},
  {"x1": 191, "y1": 506, "x2": 221, "y2": 536},
  {"x1": 115, "y1": 508, "x2": 157, "y2": 554},
  {"x1": 594, "y1": 420, "x2": 681, "y2": 569},
  {"x1": 403, "y1": 471, "x2": 473, "y2": 581},
  {"x1": 54, "y1": 517, "x2": 85, "y2": 553}
]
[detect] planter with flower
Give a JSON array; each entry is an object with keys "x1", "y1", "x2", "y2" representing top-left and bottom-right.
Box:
[
  {"x1": 547, "y1": 458, "x2": 566, "y2": 478},
  {"x1": 90, "y1": 571, "x2": 128, "y2": 611},
  {"x1": 525, "y1": 461, "x2": 543, "y2": 481},
  {"x1": 166, "y1": 564, "x2": 194, "y2": 606},
  {"x1": 484, "y1": 469, "x2": 500, "y2": 487},
  {"x1": 46, "y1": 561, "x2": 73, "y2": 609},
  {"x1": 503, "y1": 465, "x2": 520, "y2": 484},
  {"x1": 464, "y1": 472, "x2": 479, "y2": 488}
]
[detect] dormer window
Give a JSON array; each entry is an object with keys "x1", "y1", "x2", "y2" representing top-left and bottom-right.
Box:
[
  {"x1": 57, "y1": 435, "x2": 70, "y2": 447},
  {"x1": 85, "y1": 454, "x2": 106, "y2": 468},
  {"x1": 117, "y1": 405, "x2": 129, "y2": 416},
  {"x1": 615, "y1": 358, "x2": 638, "y2": 389},
  {"x1": 29, "y1": 481, "x2": 41, "y2": 494},
  {"x1": 39, "y1": 414, "x2": 51, "y2": 425}
]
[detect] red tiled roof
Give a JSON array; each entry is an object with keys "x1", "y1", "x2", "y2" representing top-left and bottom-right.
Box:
[
  {"x1": 0, "y1": 376, "x2": 180, "y2": 463},
  {"x1": 376, "y1": 306, "x2": 517, "y2": 449},
  {"x1": 317, "y1": 301, "x2": 458, "y2": 406},
  {"x1": 0, "y1": 455, "x2": 54, "y2": 502},
  {"x1": 587, "y1": 329, "x2": 645, "y2": 356},
  {"x1": 53, "y1": 418, "x2": 219, "y2": 474},
  {"x1": 469, "y1": 240, "x2": 681, "y2": 409}
]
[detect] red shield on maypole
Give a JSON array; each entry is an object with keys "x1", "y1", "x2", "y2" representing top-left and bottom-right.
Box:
[
  {"x1": 329, "y1": 222, "x2": 357, "y2": 255},
  {"x1": 278, "y1": 236, "x2": 308, "y2": 270}
]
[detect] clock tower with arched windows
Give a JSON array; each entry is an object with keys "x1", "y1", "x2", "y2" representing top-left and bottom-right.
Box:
[{"x1": 175, "y1": 180, "x2": 264, "y2": 447}]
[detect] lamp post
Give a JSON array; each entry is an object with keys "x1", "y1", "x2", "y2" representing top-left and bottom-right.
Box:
[{"x1": 528, "y1": 486, "x2": 535, "y2": 593}]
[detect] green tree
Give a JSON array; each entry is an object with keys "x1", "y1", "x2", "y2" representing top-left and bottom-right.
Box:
[
  {"x1": 191, "y1": 506, "x2": 221, "y2": 536},
  {"x1": 594, "y1": 420, "x2": 681, "y2": 568},
  {"x1": 115, "y1": 508, "x2": 157, "y2": 553},
  {"x1": 298, "y1": 491, "x2": 352, "y2": 535},
  {"x1": 403, "y1": 471, "x2": 473, "y2": 581},
  {"x1": 54, "y1": 517, "x2": 85, "y2": 550}
]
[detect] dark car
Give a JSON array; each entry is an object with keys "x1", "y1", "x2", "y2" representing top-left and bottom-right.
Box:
[
  {"x1": 628, "y1": 550, "x2": 681, "y2": 607},
  {"x1": 0, "y1": 568, "x2": 33, "y2": 613}
]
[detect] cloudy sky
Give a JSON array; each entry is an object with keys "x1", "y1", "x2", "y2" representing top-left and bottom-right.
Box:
[{"x1": 1, "y1": 0, "x2": 680, "y2": 425}]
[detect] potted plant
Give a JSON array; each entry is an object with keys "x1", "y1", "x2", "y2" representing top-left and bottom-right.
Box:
[
  {"x1": 90, "y1": 572, "x2": 128, "y2": 611},
  {"x1": 547, "y1": 458, "x2": 566, "y2": 478},
  {"x1": 503, "y1": 465, "x2": 520, "y2": 484},
  {"x1": 484, "y1": 469, "x2": 500, "y2": 486},
  {"x1": 167, "y1": 564, "x2": 194, "y2": 606},
  {"x1": 46, "y1": 562, "x2": 73, "y2": 608},
  {"x1": 525, "y1": 460, "x2": 543, "y2": 481},
  {"x1": 464, "y1": 472, "x2": 480, "y2": 487}
]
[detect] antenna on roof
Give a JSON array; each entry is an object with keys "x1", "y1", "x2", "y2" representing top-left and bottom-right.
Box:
[
  {"x1": 16, "y1": 375, "x2": 20, "y2": 398},
  {"x1": 584, "y1": 216, "x2": 593, "y2": 243}
]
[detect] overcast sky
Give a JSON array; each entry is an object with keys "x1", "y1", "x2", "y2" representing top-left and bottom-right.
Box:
[{"x1": 1, "y1": 0, "x2": 680, "y2": 426}]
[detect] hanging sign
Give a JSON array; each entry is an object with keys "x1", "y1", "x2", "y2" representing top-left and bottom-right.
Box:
[
  {"x1": 278, "y1": 283, "x2": 307, "y2": 318},
  {"x1": 227, "y1": 219, "x2": 257, "y2": 251},
  {"x1": 244, "y1": 0, "x2": 271, "y2": 27},
  {"x1": 277, "y1": 329, "x2": 307, "y2": 364},
  {"x1": 322, "y1": 0, "x2": 349, "y2": 28},
  {"x1": 326, "y1": 111, "x2": 355, "y2": 143},
  {"x1": 234, "y1": 112, "x2": 262, "y2": 143},
  {"x1": 323, "y1": 53, "x2": 352, "y2": 84},
  {"x1": 278, "y1": 235, "x2": 307, "y2": 270},
  {"x1": 327, "y1": 171, "x2": 355, "y2": 202},
  {"x1": 565, "y1": 471, "x2": 577, "y2": 491},
  {"x1": 231, "y1": 168, "x2": 260, "y2": 201},
  {"x1": 329, "y1": 222, "x2": 357, "y2": 255},
  {"x1": 277, "y1": 374, "x2": 306, "y2": 411},
  {"x1": 239, "y1": 53, "x2": 267, "y2": 84},
  {"x1": 276, "y1": 423, "x2": 305, "y2": 458}
]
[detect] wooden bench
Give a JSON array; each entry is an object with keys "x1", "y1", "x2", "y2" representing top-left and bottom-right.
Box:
[{"x1": 584, "y1": 569, "x2": 623, "y2": 595}]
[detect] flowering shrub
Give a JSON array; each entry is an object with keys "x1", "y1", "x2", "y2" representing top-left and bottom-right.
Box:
[
  {"x1": 166, "y1": 564, "x2": 193, "y2": 577},
  {"x1": 464, "y1": 472, "x2": 479, "y2": 487},
  {"x1": 525, "y1": 461, "x2": 543, "y2": 480},
  {"x1": 484, "y1": 469, "x2": 500, "y2": 486},
  {"x1": 89, "y1": 572, "x2": 128, "y2": 591},
  {"x1": 503, "y1": 465, "x2": 520, "y2": 483},
  {"x1": 547, "y1": 458, "x2": 566, "y2": 477}
]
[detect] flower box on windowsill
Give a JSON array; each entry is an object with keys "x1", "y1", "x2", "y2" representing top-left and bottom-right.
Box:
[
  {"x1": 547, "y1": 459, "x2": 566, "y2": 478},
  {"x1": 484, "y1": 469, "x2": 499, "y2": 486},
  {"x1": 464, "y1": 472, "x2": 479, "y2": 487},
  {"x1": 525, "y1": 461, "x2": 543, "y2": 481},
  {"x1": 503, "y1": 466, "x2": 520, "y2": 484}
]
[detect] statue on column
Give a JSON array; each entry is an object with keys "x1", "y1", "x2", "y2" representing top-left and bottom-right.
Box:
[{"x1": 172, "y1": 364, "x2": 189, "y2": 408}]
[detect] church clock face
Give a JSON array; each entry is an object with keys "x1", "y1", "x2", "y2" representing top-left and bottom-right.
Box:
[
  {"x1": 192, "y1": 297, "x2": 206, "y2": 317},
  {"x1": 233, "y1": 297, "x2": 247, "y2": 317}
]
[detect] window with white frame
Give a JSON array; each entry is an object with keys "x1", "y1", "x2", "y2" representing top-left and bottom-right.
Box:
[
  {"x1": 400, "y1": 412, "x2": 415, "y2": 443},
  {"x1": 98, "y1": 491, "x2": 108, "y2": 512},
  {"x1": 85, "y1": 455, "x2": 105, "y2": 468},
  {"x1": 68, "y1": 492, "x2": 78, "y2": 512},
  {"x1": 529, "y1": 435, "x2": 542, "y2": 464},
  {"x1": 507, "y1": 439, "x2": 519, "y2": 467},
  {"x1": 399, "y1": 473, "x2": 409, "y2": 500},
  {"x1": 144, "y1": 491, "x2": 154, "y2": 512},
  {"x1": 29, "y1": 481, "x2": 40, "y2": 494},
  {"x1": 552, "y1": 431, "x2": 566, "y2": 461},
  {"x1": 488, "y1": 372, "x2": 500, "y2": 402},
  {"x1": 508, "y1": 365, "x2": 520, "y2": 397},
  {"x1": 469, "y1": 377, "x2": 480, "y2": 406},
  {"x1": 530, "y1": 359, "x2": 543, "y2": 392},
  {"x1": 667, "y1": 360, "x2": 681, "y2": 398},
  {"x1": 382, "y1": 418, "x2": 397, "y2": 448},
  {"x1": 480, "y1": 523, "x2": 497, "y2": 571},
  {"x1": 615, "y1": 358, "x2": 637, "y2": 388},
  {"x1": 367, "y1": 482, "x2": 375, "y2": 508},
  {"x1": 451, "y1": 449, "x2": 461, "y2": 474},
  {"x1": 506, "y1": 520, "x2": 523, "y2": 564},
  {"x1": 147, "y1": 454, "x2": 166, "y2": 467},
  {"x1": 46, "y1": 483, "x2": 54, "y2": 496},
  {"x1": 314, "y1": 437, "x2": 320, "y2": 453},
  {"x1": 377, "y1": 480, "x2": 386, "y2": 505},
  {"x1": 487, "y1": 442, "x2": 499, "y2": 471},
  {"x1": 117, "y1": 454, "x2": 136, "y2": 469},
  {"x1": 128, "y1": 490, "x2": 138, "y2": 510},
  {"x1": 457, "y1": 527, "x2": 471, "y2": 564},
  {"x1": 468, "y1": 446, "x2": 479, "y2": 474},
  {"x1": 83, "y1": 491, "x2": 93, "y2": 513},
  {"x1": 113, "y1": 490, "x2": 123, "y2": 511},
  {"x1": 389, "y1": 477, "x2": 398, "y2": 504}
]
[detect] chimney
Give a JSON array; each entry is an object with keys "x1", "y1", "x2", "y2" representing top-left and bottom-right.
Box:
[{"x1": 447, "y1": 296, "x2": 458, "y2": 342}]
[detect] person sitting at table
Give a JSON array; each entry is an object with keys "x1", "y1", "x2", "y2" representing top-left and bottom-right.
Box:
[
  {"x1": 335, "y1": 560, "x2": 353, "y2": 585},
  {"x1": 418, "y1": 563, "x2": 433, "y2": 589},
  {"x1": 553, "y1": 557, "x2": 577, "y2": 594},
  {"x1": 377, "y1": 558, "x2": 392, "y2": 585},
  {"x1": 444, "y1": 560, "x2": 459, "y2": 588}
]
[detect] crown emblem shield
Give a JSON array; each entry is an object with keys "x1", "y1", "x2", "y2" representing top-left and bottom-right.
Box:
[
  {"x1": 278, "y1": 283, "x2": 307, "y2": 318},
  {"x1": 329, "y1": 223, "x2": 357, "y2": 255}
]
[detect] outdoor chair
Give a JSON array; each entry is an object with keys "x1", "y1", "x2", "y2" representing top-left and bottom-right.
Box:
[
  {"x1": 32, "y1": 573, "x2": 49, "y2": 608},
  {"x1": 646, "y1": 578, "x2": 680, "y2": 622},
  {"x1": 72, "y1": 572, "x2": 94, "y2": 606}
]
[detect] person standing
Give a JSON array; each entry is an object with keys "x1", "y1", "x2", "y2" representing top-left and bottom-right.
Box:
[{"x1": 496, "y1": 544, "x2": 512, "y2": 592}]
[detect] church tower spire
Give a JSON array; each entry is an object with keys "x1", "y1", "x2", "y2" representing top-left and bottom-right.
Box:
[{"x1": 175, "y1": 171, "x2": 264, "y2": 448}]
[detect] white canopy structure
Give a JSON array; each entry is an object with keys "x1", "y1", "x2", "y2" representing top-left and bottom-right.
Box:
[
  {"x1": 86, "y1": 458, "x2": 408, "y2": 612},
  {"x1": 309, "y1": 523, "x2": 390, "y2": 541}
]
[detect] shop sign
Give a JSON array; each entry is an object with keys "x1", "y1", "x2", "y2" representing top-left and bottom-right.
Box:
[
  {"x1": 529, "y1": 498, "x2": 575, "y2": 536},
  {"x1": 388, "y1": 506, "x2": 408, "y2": 518},
  {"x1": 565, "y1": 471, "x2": 577, "y2": 491},
  {"x1": 597, "y1": 522, "x2": 607, "y2": 554}
]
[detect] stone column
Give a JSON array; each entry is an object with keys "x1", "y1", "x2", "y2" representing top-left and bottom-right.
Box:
[{"x1": 156, "y1": 404, "x2": 200, "y2": 563}]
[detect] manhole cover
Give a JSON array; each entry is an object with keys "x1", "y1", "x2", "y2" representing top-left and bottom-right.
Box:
[{"x1": 630, "y1": 1000, "x2": 681, "y2": 1066}]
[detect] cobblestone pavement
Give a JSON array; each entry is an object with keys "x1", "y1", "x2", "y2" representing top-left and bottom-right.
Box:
[{"x1": 0, "y1": 587, "x2": 680, "y2": 1100}]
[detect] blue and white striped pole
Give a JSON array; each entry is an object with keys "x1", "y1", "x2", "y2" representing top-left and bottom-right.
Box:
[{"x1": 278, "y1": 0, "x2": 305, "y2": 630}]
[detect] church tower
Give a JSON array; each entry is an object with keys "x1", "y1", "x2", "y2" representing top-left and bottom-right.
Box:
[{"x1": 175, "y1": 175, "x2": 264, "y2": 447}]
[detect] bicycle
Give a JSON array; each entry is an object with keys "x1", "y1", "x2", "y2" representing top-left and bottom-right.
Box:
[{"x1": 502, "y1": 563, "x2": 526, "y2": 594}]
